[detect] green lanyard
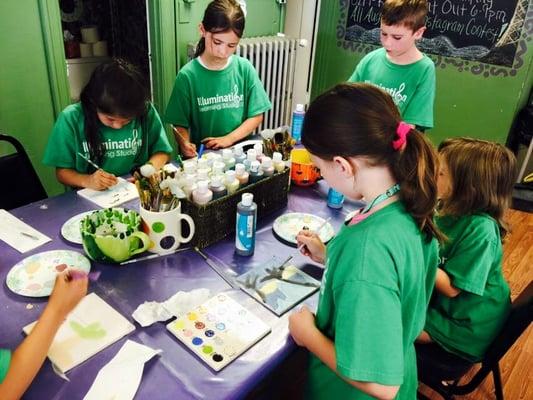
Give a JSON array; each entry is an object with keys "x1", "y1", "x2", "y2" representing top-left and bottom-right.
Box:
[{"x1": 361, "y1": 183, "x2": 400, "y2": 214}]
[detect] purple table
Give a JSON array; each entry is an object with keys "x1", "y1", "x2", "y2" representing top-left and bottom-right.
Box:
[{"x1": 0, "y1": 181, "x2": 360, "y2": 399}]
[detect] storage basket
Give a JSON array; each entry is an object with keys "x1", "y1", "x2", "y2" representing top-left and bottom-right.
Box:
[{"x1": 181, "y1": 168, "x2": 290, "y2": 248}]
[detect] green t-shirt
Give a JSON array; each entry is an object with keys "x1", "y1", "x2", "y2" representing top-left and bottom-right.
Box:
[
  {"x1": 308, "y1": 202, "x2": 439, "y2": 400},
  {"x1": 0, "y1": 349, "x2": 11, "y2": 383},
  {"x1": 164, "y1": 55, "x2": 272, "y2": 146},
  {"x1": 43, "y1": 103, "x2": 173, "y2": 176},
  {"x1": 425, "y1": 213, "x2": 511, "y2": 362},
  {"x1": 348, "y1": 48, "x2": 435, "y2": 129}
]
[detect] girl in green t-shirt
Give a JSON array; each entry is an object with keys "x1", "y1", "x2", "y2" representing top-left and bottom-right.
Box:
[
  {"x1": 418, "y1": 138, "x2": 517, "y2": 362},
  {"x1": 164, "y1": 0, "x2": 271, "y2": 157},
  {"x1": 288, "y1": 83, "x2": 443, "y2": 399},
  {"x1": 43, "y1": 59, "x2": 172, "y2": 191}
]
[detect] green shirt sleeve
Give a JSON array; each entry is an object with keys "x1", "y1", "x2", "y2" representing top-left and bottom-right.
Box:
[
  {"x1": 334, "y1": 280, "x2": 404, "y2": 385},
  {"x1": 244, "y1": 65, "x2": 272, "y2": 118},
  {"x1": 164, "y1": 72, "x2": 192, "y2": 128},
  {"x1": 0, "y1": 348, "x2": 11, "y2": 383},
  {"x1": 42, "y1": 106, "x2": 80, "y2": 169},
  {"x1": 145, "y1": 103, "x2": 173, "y2": 155},
  {"x1": 402, "y1": 62, "x2": 435, "y2": 129}
]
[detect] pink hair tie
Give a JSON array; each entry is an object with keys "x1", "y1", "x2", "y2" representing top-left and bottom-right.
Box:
[{"x1": 392, "y1": 121, "x2": 412, "y2": 151}]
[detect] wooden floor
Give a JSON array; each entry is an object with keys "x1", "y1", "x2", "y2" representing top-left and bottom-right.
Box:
[{"x1": 419, "y1": 208, "x2": 533, "y2": 400}]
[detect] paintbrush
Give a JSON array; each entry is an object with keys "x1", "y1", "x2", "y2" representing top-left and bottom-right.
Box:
[
  {"x1": 120, "y1": 247, "x2": 190, "y2": 265},
  {"x1": 194, "y1": 247, "x2": 239, "y2": 289},
  {"x1": 297, "y1": 217, "x2": 332, "y2": 252},
  {"x1": 77, "y1": 152, "x2": 102, "y2": 170}
]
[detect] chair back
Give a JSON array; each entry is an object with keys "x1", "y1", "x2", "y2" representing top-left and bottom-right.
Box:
[{"x1": 0, "y1": 133, "x2": 47, "y2": 210}]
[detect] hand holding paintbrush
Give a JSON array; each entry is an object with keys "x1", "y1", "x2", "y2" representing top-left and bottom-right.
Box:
[
  {"x1": 77, "y1": 152, "x2": 118, "y2": 190},
  {"x1": 295, "y1": 217, "x2": 331, "y2": 264}
]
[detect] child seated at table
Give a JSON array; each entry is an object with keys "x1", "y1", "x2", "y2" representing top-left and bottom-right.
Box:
[
  {"x1": 43, "y1": 59, "x2": 173, "y2": 191},
  {"x1": 0, "y1": 271, "x2": 87, "y2": 399},
  {"x1": 418, "y1": 138, "x2": 516, "y2": 362},
  {"x1": 289, "y1": 82, "x2": 442, "y2": 399}
]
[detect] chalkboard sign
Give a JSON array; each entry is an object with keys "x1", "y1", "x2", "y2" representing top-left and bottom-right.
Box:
[{"x1": 344, "y1": 0, "x2": 526, "y2": 67}]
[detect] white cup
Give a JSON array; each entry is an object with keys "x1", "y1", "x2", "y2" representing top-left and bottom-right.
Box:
[{"x1": 140, "y1": 202, "x2": 195, "y2": 254}]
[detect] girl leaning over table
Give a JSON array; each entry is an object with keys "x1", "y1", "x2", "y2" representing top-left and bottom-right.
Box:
[
  {"x1": 164, "y1": 0, "x2": 271, "y2": 158},
  {"x1": 289, "y1": 83, "x2": 443, "y2": 399},
  {"x1": 43, "y1": 59, "x2": 172, "y2": 191}
]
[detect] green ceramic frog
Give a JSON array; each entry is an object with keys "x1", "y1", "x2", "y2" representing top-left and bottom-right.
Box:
[{"x1": 81, "y1": 208, "x2": 150, "y2": 263}]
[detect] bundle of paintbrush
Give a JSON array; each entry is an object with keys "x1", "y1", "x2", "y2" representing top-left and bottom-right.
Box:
[
  {"x1": 261, "y1": 127, "x2": 295, "y2": 160},
  {"x1": 132, "y1": 164, "x2": 186, "y2": 212}
]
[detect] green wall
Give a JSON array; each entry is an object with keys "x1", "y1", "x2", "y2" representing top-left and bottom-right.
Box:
[
  {"x1": 0, "y1": 0, "x2": 283, "y2": 198},
  {"x1": 312, "y1": 2, "x2": 533, "y2": 147}
]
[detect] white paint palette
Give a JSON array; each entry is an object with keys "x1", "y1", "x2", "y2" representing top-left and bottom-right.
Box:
[{"x1": 166, "y1": 293, "x2": 271, "y2": 371}]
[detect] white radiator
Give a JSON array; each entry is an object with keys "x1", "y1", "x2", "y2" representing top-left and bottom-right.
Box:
[{"x1": 187, "y1": 36, "x2": 298, "y2": 132}]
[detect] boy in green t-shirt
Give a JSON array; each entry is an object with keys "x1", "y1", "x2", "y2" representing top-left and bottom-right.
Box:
[
  {"x1": 164, "y1": 0, "x2": 271, "y2": 158},
  {"x1": 418, "y1": 138, "x2": 517, "y2": 362},
  {"x1": 348, "y1": 0, "x2": 435, "y2": 130}
]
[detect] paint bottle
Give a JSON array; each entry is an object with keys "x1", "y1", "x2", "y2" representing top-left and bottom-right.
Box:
[
  {"x1": 209, "y1": 175, "x2": 228, "y2": 200},
  {"x1": 244, "y1": 149, "x2": 257, "y2": 171},
  {"x1": 327, "y1": 187, "x2": 345, "y2": 209},
  {"x1": 192, "y1": 180, "x2": 213, "y2": 205},
  {"x1": 234, "y1": 145, "x2": 246, "y2": 165},
  {"x1": 197, "y1": 158, "x2": 209, "y2": 171},
  {"x1": 272, "y1": 152, "x2": 285, "y2": 173},
  {"x1": 197, "y1": 167, "x2": 210, "y2": 182},
  {"x1": 235, "y1": 193, "x2": 257, "y2": 256},
  {"x1": 224, "y1": 170, "x2": 240, "y2": 195},
  {"x1": 235, "y1": 163, "x2": 249, "y2": 186},
  {"x1": 260, "y1": 156, "x2": 275, "y2": 177},
  {"x1": 253, "y1": 143, "x2": 264, "y2": 162},
  {"x1": 222, "y1": 149, "x2": 236, "y2": 171},
  {"x1": 182, "y1": 175, "x2": 198, "y2": 200},
  {"x1": 291, "y1": 103, "x2": 305, "y2": 143},
  {"x1": 211, "y1": 161, "x2": 225, "y2": 179},
  {"x1": 249, "y1": 160, "x2": 264, "y2": 183},
  {"x1": 183, "y1": 161, "x2": 196, "y2": 176}
]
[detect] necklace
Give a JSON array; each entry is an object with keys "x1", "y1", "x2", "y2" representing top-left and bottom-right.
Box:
[{"x1": 361, "y1": 183, "x2": 400, "y2": 214}]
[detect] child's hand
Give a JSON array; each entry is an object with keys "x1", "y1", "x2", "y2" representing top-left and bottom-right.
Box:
[
  {"x1": 289, "y1": 305, "x2": 317, "y2": 347},
  {"x1": 296, "y1": 230, "x2": 326, "y2": 264},
  {"x1": 86, "y1": 169, "x2": 118, "y2": 190},
  {"x1": 180, "y1": 141, "x2": 197, "y2": 159},
  {"x1": 202, "y1": 136, "x2": 233, "y2": 150},
  {"x1": 47, "y1": 271, "x2": 88, "y2": 319}
]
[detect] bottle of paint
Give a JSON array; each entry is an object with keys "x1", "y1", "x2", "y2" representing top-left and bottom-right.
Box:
[
  {"x1": 244, "y1": 149, "x2": 257, "y2": 171},
  {"x1": 197, "y1": 167, "x2": 210, "y2": 182},
  {"x1": 211, "y1": 161, "x2": 225, "y2": 179},
  {"x1": 235, "y1": 193, "x2": 257, "y2": 256},
  {"x1": 197, "y1": 158, "x2": 209, "y2": 171},
  {"x1": 234, "y1": 145, "x2": 246, "y2": 165},
  {"x1": 182, "y1": 175, "x2": 198, "y2": 200},
  {"x1": 249, "y1": 160, "x2": 264, "y2": 183},
  {"x1": 224, "y1": 170, "x2": 240, "y2": 195},
  {"x1": 183, "y1": 161, "x2": 196, "y2": 176},
  {"x1": 192, "y1": 180, "x2": 213, "y2": 205},
  {"x1": 235, "y1": 163, "x2": 249, "y2": 186},
  {"x1": 253, "y1": 143, "x2": 264, "y2": 162},
  {"x1": 291, "y1": 103, "x2": 305, "y2": 143},
  {"x1": 272, "y1": 152, "x2": 285, "y2": 173},
  {"x1": 327, "y1": 187, "x2": 345, "y2": 209},
  {"x1": 222, "y1": 149, "x2": 236, "y2": 171},
  {"x1": 260, "y1": 156, "x2": 275, "y2": 177},
  {"x1": 209, "y1": 175, "x2": 228, "y2": 200}
]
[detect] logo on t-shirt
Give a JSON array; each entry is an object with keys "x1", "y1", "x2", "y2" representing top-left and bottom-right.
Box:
[
  {"x1": 196, "y1": 85, "x2": 244, "y2": 112},
  {"x1": 365, "y1": 80, "x2": 408, "y2": 106},
  {"x1": 81, "y1": 129, "x2": 142, "y2": 158}
]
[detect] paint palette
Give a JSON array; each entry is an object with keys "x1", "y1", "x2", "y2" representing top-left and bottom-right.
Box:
[
  {"x1": 6, "y1": 250, "x2": 91, "y2": 297},
  {"x1": 166, "y1": 293, "x2": 271, "y2": 371},
  {"x1": 272, "y1": 212, "x2": 335, "y2": 246},
  {"x1": 61, "y1": 210, "x2": 98, "y2": 244}
]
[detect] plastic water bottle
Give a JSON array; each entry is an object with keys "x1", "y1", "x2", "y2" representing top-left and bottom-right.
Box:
[
  {"x1": 291, "y1": 103, "x2": 305, "y2": 143},
  {"x1": 235, "y1": 193, "x2": 257, "y2": 256},
  {"x1": 327, "y1": 187, "x2": 344, "y2": 209}
]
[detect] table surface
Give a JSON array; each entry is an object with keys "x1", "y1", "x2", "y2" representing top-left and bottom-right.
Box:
[{"x1": 0, "y1": 180, "x2": 362, "y2": 400}]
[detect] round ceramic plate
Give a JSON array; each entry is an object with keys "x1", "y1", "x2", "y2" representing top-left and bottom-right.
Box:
[
  {"x1": 61, "y1": 210, "x2": 97, "y2": 244},
  {"x1": 272, "y1": 213, "x2": 335, "y2": 246},
  {"x1": 6, "y1": 250, "x2": 91, "y2": 297}
]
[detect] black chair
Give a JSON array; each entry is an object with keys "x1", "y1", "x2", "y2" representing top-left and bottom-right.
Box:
[
  {"x1": 417, "y1": 281, "x2": 533, "y2": 400},
  {"x1": 0, "y1": 133, "x2": 47, "y2": 210}
]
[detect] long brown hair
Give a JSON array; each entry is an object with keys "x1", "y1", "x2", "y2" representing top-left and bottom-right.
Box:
[
  {"x1": 438, "y1": 138, "x2": 517, "y2": 237},
  {"x1": 381, "y1": 0, "x2": 428, "y2": 31},
  {"x1": 194, "y1": 0, "x2": 245, "y2": 58},
  {"x1": 302, "y1": 83, "x2": 443, "y2": 242}
]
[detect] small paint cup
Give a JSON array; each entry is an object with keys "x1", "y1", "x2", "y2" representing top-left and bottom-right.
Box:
[{"x1": 140, "y1": 203, "x2": 195, "y2": 254}]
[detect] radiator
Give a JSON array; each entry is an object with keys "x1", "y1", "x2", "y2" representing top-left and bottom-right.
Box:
[{"x1": 187, "y1": 36, "x2": 298, "y2": 132}]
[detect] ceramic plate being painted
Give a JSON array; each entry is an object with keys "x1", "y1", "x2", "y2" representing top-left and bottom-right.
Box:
[
  {"x1": 272, "y1": 213, "x2": 335, "y2": 246},
  {"x1": 6, "y1": 250, "x2": 91, "y2": 297},
  {"x1": 61, "y1": 210, "x2": 97, "y2": 244}
]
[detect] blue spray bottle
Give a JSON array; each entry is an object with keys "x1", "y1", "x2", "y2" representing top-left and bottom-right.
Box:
[
  {"x1": 291, "y1": 103, "x2": 305, "y2": 143},
  {"x1": 235, "y1": 193, "x2": 257, "y2": 256}
]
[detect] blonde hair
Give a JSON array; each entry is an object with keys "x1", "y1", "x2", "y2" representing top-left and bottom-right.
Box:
[
  {"x1": 438, "y1": 138, "x2": 517, "y2": 237},
  {"x1": 381, "y1": 0, "x2": 428, "y2": 31}
]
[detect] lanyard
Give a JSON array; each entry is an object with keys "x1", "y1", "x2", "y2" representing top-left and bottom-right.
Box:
[{"x1": 361, "y1": 183, "x2": 400, "y2": 214}]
